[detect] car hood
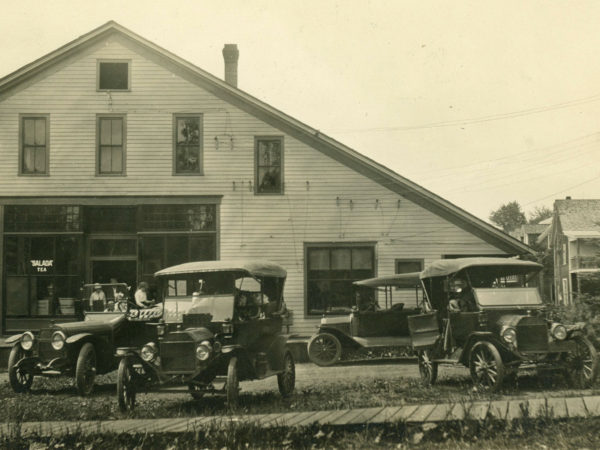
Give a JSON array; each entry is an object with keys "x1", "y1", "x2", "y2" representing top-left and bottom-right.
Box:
[
  {"x1": 163, "y1": 327, "x2": 214, "y2": 343},
  {"x1": 496, "y1": 313, "x2": 546, "y2": 328},
  {"x1": 49, "y1": 314, "x2": 126, "y2": 337}
]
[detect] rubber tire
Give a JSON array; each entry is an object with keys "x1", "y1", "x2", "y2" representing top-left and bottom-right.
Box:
[
  {"x1": 75, "y1": 343, "x2": 97, "y2": 396},
  {"x1": 417, "y1": 348, "x2": 438, "y2": 386},
  {"x1": 307, "y1": 333, "x2": 342, "y2": 366},
  {"x1": 226, "y1": 356, "x2": 239, "y2": 409},
  {"x1": 565, "y1": 336, "x2": 598, "y2": 389},
  {"x1": 8, "y1": 345, "x2": 33, "y2": 393},
  {"x1": 469, "y1": 341, "x2": 505, "y2": 392},
  {"x1": 117, "y1": 358, "x2": 136, "y2": 412},
  {"x1": 277, "y1": 351, "x2": 296, "y2": 397}
]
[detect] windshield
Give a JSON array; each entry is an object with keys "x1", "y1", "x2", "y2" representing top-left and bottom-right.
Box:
[
  {"x1": 474, "y1": 288, "x2": 543, "y2": 307},
  {"x1": 164, "y1": 295, "x2": 234, "y2": 323}
]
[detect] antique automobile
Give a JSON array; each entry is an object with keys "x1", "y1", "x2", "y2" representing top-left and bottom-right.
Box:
[
  {"x1": 307, "y1": 274, "x2": 424, "y2": 366},
  {"x1": 408, "y1": 257, "x2": 599, "y2": 391},
  {"x1": 114, "y1": 260, "x2": 295, "y2": 412},
  {"x1": 6, "y1": 283, "x2": 162, "y2": 395}
]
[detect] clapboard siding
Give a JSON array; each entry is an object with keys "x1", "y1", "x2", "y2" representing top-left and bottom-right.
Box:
[{"x1": 0, "y1": 38, "x2": 506, "y2": 336}]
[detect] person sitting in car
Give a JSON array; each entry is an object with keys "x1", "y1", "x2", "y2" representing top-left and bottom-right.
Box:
[
  {"x1": 89, "y1": 283, "x2": 106, "y2": 310},
  {"x1": 134, "y1": 282, "x2": 154, "y2": 309},
  {"x1": 448, "y1": 277, "x2": 476, "y2": 312}
]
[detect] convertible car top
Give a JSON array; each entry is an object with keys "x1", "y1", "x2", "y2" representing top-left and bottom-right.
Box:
[
  {"x1": 420, "y1": 257, "x2": 542, "y2": 279},
  {"x1": 154, "y1": 260, "x2": 287, "y2": 278}
]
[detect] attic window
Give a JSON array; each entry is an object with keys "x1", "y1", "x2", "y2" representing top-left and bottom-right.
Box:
[{"x1": 98, "y1": 61, "x2": 130, "y2": 91}]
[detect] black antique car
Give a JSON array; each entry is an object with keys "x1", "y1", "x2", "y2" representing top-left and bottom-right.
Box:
[
  {"x1": 408, "y1": 257, "x2": 599, "y2": 391},
  {"x1": 114, "y1": 260, "x2": 295, "y2": 412},
  {"x1": 6, "y1": 283, "x2": 162, "y2": 395},
  {"x1": 307, "y1": 274, "x2": 424, "y2": 366}
]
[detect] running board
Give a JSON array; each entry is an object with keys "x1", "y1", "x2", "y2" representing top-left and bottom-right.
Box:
[{"x1": 353, "y1": 336, "x2": 412, "y2": 348}]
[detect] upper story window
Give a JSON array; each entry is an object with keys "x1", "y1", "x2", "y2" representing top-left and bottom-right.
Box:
[
  {"x1": 20, "y1": 115, "x2": 49, "y2": 175},
  {"x1": 174, "y1": 115, "x2": 202, "y2": 175},
  {"x1": 97, "y1": 60, "x2": 130, "y2": 91},
  {"x1": 255, "y1": 137, "x2": 283, "y2": 194},
  {"x1": 97, "y1": 116, "x2": 126, "y2": 176}
]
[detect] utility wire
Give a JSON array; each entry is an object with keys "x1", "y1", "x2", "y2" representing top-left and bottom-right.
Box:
[{"x1": 328, "y1": 93, "x2": 600, "y2": 132}]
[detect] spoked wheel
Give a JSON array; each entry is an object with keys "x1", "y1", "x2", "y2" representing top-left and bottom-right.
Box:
[
  {"x1": 277, "y1": 351, "x2": 296, "y2": 397},
  {"x1": 117, "y1": 358, "x2": 136, "y2": 412},
  {"x1": 469, "y1": 341, "x2": 505, "y2": 391},
  {"x1": 564, "y1": 336, "x2": 598, "y2": 389},
  {"x1": 8, "y1": 346, "x2": 33, "y2": 393},
  {"x1": 76, "y1": 343, "x2": 97, "y2": 396},
  {"x1": 307, "y1": 333, "x2": 342, "y2": 366},
  {"x1": 417, "y1": 348, "x2": 438, "y2": 386},
  {"x1": 226, "y1": 356, "x2": 239, "y2": 409},
  {"x1": 188, "y1": 383, "x2": 205, "y2": 400}
]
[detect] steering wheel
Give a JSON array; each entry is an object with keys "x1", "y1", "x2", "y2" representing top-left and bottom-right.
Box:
[{"x1": 116, "y1": 301, "x2": 128, "y2": 312}]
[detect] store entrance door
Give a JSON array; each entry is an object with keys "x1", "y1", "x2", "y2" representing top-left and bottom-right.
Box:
[{"x1": 91, "y1": 260, "x2": 137, "y2": 291}]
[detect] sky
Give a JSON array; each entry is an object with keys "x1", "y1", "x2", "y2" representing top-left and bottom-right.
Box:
[{"x1": 2, "y1": 0, "x2": 600, "y2": 222}]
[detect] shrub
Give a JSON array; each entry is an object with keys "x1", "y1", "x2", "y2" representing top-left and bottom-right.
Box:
[{"x1": 553, "y1": 293, "x2": 600, "y2": 348}]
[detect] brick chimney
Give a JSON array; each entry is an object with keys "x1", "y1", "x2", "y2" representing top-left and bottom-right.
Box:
[{"x1": 222, "y1": 44, "x2": 239, "y2": 87}]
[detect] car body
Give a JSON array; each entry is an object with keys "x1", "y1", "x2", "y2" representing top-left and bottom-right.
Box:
[
  {"x1": 6, "y1": 283, "x2": 162, "y2": 395},
  {"x1": 307, "y1": 274, "x2": 424, "y2": 366},
  {"x1": 114, "y1": 260, "x2": 295, "y2": 411},
  {"x1": 407, "y1": 257, "x2": 598, "y2": 390}
]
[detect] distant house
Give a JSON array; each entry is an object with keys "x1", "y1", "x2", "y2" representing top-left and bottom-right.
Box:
[
  {"x1": 546, "y1": 198, "x2": 600, "y2": 304},
  {"x1": 510, "y1": 222, "x2": 550, "y2": 247}
]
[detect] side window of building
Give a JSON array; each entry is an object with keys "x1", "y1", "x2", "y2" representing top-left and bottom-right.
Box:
[
  {"x1": 255, "y1": 137, "x2": 283, "y2": 194},
  {"x1": 97, "y1": 60, "x2": 130, "y2": 91},
  {"x1": 20, "y1": 115, "x2": 49, "y2": 175},
  {"x1": 97, "y1": 116, "x2": 126, "y2": 175},
  {"x1": 306, "y1": 245, "x2": 374, "y2": 315},
  {"x1": 174, "y1": 115, "x2": 202, "y2": 174},
  {"x1": 395, "y1": 259, "x2": 424, "y2": 289}
]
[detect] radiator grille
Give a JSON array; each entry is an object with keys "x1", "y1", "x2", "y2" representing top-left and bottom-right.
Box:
[
  {"x1": 517, "y1": 320, "x2": 548, "y2": 352},
  {"x1": 160, "y1": 341, "x2": 196, "y2": 373}
]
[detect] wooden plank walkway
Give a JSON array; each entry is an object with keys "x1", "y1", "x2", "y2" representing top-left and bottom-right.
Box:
[{"x1": 2, "y1": 394, "x2": 600, "y2": 437}]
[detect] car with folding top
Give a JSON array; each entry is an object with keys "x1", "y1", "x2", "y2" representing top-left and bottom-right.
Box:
[
  {"x1": 6, "y1": 283, "x2": 162, "y2": 395},
  {"x1": 407, "y1": 257, "x2": 598, "y2": 391},
  {"x1": 114, "y1": 260, "x2": 295, "y2": 412},
  {"x1": 307, "y1": 273, "x2": 425, "y2": 366}
]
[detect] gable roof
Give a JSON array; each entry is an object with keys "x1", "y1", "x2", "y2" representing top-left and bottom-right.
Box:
[
  {"x1": 555, "y1": 199, "x2": 600, "y2": 238},
  {"x1": 0, "y1": 21, "x2": 533, "y2": 256}
]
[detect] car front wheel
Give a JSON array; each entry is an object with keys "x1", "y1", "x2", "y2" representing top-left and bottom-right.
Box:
[
  {"x1": 117, "y1": 358, "x2": 136, "y2": 412},
  {"x1": 307, "y1": 332, "x2": 342, "y2": 366},
  {"x1": 226, "y1": 356, "x2": 239, "y2": 409},
  {"x1": 417, "y1": 348, "x2": 438, "y2": 386},
  {"x1": 469, "y1": 341, "x2": 504, "y2": 391},
  {"x1": 8, "y1": 345, "x2": 33, "y2": 393},
  {"x1": 75, "y1": 343, "x2": 97, "y2": 396},
  {"x1": 277, "y1": 351, "x2": 295, "y2": 397},
  {"x1": 565, "y1": 336, "x2": 598, "y2": 389}
]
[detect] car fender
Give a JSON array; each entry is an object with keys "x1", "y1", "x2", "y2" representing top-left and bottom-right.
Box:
[
  {"x1": 458, "y1": 332, "x2": 512, "y2": 365},
  {"x1": 5, "y1": 333, "x2": 24, "y2": 344},
  {"x1": 66, "y1": 333, "x2": 94, "y2": 345},
  {"x1": 317, "y1": 327, "x2": 360, "y2": 350},
  {"x1": 221, "y1": 344, "x2": 243, "y2": 354}
]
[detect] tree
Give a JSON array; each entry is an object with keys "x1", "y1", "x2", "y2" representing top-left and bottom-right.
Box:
[
  {"x1": 489, "y1": 201, "x2": 527, "y2": 232},
  {"x1": 528, "y1": 205, "x2": 553, "y2": 224}
]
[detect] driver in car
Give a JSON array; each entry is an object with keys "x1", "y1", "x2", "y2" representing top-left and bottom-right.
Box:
[{"x1": 448, "y1": 277, "x2": 476, "y2": 312}]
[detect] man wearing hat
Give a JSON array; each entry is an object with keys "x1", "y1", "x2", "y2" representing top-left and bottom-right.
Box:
[{"x1": 89, "y1": 283, "x2": 106, "y2": 310}]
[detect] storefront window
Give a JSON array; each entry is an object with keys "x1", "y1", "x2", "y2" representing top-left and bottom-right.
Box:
[
  {"x1": 5, "y1": 205, "x2": 80, "y2": 232},
  {"x1": 4, "y1": 236, "x2": 82, "y2": 317},
  {"x1": 141, "y1": 205, "x2": 216, "y2": 231}
]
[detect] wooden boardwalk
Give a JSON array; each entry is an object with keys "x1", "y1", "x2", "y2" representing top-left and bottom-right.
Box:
[{"x1": 3, "y1": 395, "x2": 600, "y2": 437}]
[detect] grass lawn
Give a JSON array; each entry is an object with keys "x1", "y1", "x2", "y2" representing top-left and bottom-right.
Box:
[{"x1": 2, "y1": 367, "x2": 600, "y2": 423}]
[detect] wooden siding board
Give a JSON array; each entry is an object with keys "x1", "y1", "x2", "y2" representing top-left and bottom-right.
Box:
[{"x1": 0, "y1": 38, "x2": 508, "y2": 336}]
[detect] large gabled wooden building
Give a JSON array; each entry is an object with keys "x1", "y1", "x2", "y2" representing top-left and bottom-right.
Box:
[{"x1": 0, "y1": 21, "x2": 532, "y2": 336}]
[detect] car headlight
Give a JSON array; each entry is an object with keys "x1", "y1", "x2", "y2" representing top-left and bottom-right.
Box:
[
  {"x1": 20, "y1": 331, "x2": 35, "y2": 351},
  {"x1": 51, "y1": 331, "x2": 66, "y2": 351},
  {"x1": 501, "y1": 326, "x2": 517, "y2": 344},
  {"x1": 551, "y1": 323, "x2": 567, "y2": 341},
  {"x1": 196, "y1": 340, "x2": 212, "y2": 361},
  {"x1": 140, "y1": 342, "x2": 158, "y2": 362}
]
